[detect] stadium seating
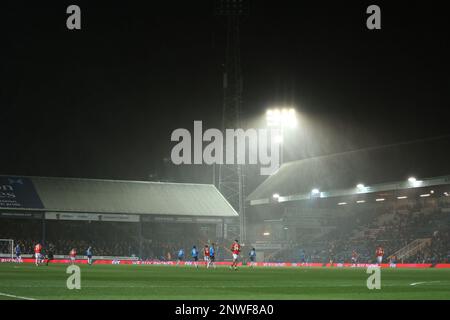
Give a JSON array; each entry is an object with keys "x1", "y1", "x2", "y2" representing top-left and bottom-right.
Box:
[{"x1": 268, "y1": 199, "x2": 449, "y2": 264}]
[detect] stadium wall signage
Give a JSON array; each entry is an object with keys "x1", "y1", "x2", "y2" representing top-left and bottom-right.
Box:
[
  {"x1": 0, "y1": 176, "x2": 44, "y2": 209},
  {"x1": 2, "y1": 258, "x2": 450, "y2": 268},
  {"x1": 171, "y1": 121, "x2": 281, "y2": 175},
  {"x1": 0, "y1": 212, "x2": 43, "y2": 219},
  {"x1": 45, "y1": 212, "x2": 140, "y2": 222}
]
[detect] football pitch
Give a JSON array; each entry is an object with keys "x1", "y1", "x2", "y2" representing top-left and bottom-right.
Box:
[{"x1": 0, "y1": 263, "x2": 449, "y2": 300}]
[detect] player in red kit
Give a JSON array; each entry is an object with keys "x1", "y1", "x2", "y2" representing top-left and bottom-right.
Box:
[
  {"x1": 351, "y1": 250, "x2": 358, "y2": 266},
  {"x1": 230, "y1": 239, "x2": 241, "y2": 271},
  {"x1": 376, "y1": 246, "x2": 384, "y2": 265},
  {"x1": 34, "y1": 243, "x2": 43, "y2": 266},
  {"x1": 69, "y1": 248, "x2": 77, "y2": 265},
  {"x1": 203, "y1": 245, "x2": 210, "y2": 268}
]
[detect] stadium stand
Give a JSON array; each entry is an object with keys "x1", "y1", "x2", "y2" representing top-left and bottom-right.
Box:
[
  {"x1": 246, "y1": 142, "x2": 450, "y2": 264},
  {"x1": 0, "y1": 175, "x2": 238, "y2": 260}
]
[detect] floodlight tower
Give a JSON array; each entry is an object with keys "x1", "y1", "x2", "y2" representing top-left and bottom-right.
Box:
[{"x1": 215, "y1": 0, "x2": 249, "y2": 243}]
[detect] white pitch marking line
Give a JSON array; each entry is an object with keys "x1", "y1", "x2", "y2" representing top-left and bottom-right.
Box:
[
  {"x1": 410, "y1": 281, "x2": 441, "y2": 286},
  {"x1": 0, "y1": 292, "x2": 36, "y2": 300}
]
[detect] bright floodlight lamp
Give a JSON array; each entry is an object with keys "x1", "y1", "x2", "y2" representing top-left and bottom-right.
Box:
[
  {"x1": 274, "y1": 134, "x2": 284, "y2": 143},
  {"x1": 272, "y1": 193, "x2": 280, "y2": 199},
  {"x1": 356, "y1": 183, "x2": 365, "y2": 189},
  {"x1": 311, "y1": 188, "x2": 320, "y2": 195},
  {"x1": 263, "y1": 232, "x2": 270, "y2": 236},
  {"x1": 266, "y1": 107, "x2": 297, "y2": 128},
  {"x1": 408, "y1": 177, "x2": 417, "y2": 183}
]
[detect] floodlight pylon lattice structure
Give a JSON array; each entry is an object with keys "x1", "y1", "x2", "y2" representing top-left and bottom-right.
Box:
[{"x1": 215, "y1": 0, "x2": 249, "y2": 243}]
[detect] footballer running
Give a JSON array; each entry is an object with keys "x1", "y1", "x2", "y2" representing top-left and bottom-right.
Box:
[
  {"x1": 209, "y1": 243, "x2": 216, "y2": 269},
  {"x1": 249, "y1": 247, "x2": 256, "y2": 267},
  {"x1": 69, "y1": 248, "x2": 77, "y2": 265},
  {"x1": 230, "y1": 239, "x2": 241, "y2": 271},
  {"x1": 15, "y1": 243, "x2": 23, "y2": 263},
  {"x1": 203, "y1": 245, "x2": 210, "y2": 268},
  {"x1": 191, "y1": 245, "x2": 199, "y2": 268},
  {"x1": 177, "y1": 248, "x2": 184, "y2": 265},
  {"x1": 376, "y1": 246, "x2": 384, "y2": 265},
  {"x1": 86, "y1": 246, "x2": 93, "y2": 265},
  {"x1": 34, "y1": 243, "x2": 43, "y2": 266}
]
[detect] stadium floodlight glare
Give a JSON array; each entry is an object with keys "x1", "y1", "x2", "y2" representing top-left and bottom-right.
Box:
[
  {"x1": 445, "y1": 192, "x2": 449, "y2": 197},
  {"x1": 407, "y1": 177, "x2": 423, "y2": 188},
  {"x1": 420, "y1": 194, "x2": 431, "y2": 198},
  {"x1": 263, "y1": 232, "x2": 270, "y2": 236},
  {"x1": 274, "y1": 134, "x2": 284, "y2": 143},
  {"x1": 376, "y1": 198, "x2": 385, "y2": 202},
  {"x1": 266, "y1": 108, "x2": 297, "y2": 128},
  {"x1": 397, "y1": 196, "x2": 408, "y2": 199},
  {"x1": 356, "y1": 200, "x2": 365, "y2": 204},
  {"x1": 430, "y1": 190, "x2": 435, "y2": 194},
  {"x1": 283, "y1": 227, "x2": 289, "y2": 230},
  {"x1": 272, "y1": 193, "x2": 280, "y2": 202},
  {"x1": 311, "y1": 188, "x2": 320, "y2": 195},
  {"x1": 338, "y1": 202, "x2": 347, "y2": 206},
  {"x1": 356, "y1": 184, "x2": 366, "y2": 193}
]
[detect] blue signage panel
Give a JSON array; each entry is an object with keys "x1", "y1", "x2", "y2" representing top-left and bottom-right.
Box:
[{"x1": 0, "y1": 177, "x2": 44, "y2": 209}]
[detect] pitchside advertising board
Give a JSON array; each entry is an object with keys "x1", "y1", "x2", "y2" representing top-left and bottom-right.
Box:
[{"x1": 0, "y1": 176, "x2": 44, "y2": 209}]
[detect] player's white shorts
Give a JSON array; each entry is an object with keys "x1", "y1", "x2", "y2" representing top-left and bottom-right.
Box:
[
  {"x1": 204, "y1": 256, "x2": 209, "y2": 262},
  {"x1": 376, "y1": 256, "x2": 383, "y2": 264},
  {"x1": 232, "y1": 254, "x2": 239, "y2": 261},
  {"x1": 35, "y1": 253, "x2": 41, "y2": 260},
  {"x1": 70, "y1": 256, "x2": 76, "y2": 261}
]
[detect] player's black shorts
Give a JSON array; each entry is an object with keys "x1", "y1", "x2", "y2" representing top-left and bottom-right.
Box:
[
  {"x1": 193, "y1": 256, "x2": 198, "y2": 261},
  {"x1": 87, "y1": 255, "x2": 92, "y2": 259},
  {"x1": 250, "y1": 256, "x2": 255, "y2": 262},
  {"x1": 209, "y1": 255, "x2": 215, "y2": 262}
]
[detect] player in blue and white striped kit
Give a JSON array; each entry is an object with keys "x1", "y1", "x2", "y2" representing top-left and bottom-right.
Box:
[
  {"x1": 177, "y1": 248, "x2": 185, "y2": 265},
  {"x1": 191, "y1": 246, "x2": 199, "y2": 268},
  {"x1": 249, "y1": 248, "x2": 256, "y2": 267},
  {"x1": 86, "y1": 246, "x2": 93, "y2": 265},
  {"x1": 15, "y1": 244, "x2": 22, "y2": 263},
  {"x1": 208, "y1": 244, "x2": 216, "y2": 269}
]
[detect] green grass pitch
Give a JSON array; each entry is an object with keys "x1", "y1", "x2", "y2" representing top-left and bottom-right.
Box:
[{"x1": 0, "y1": 263, "x2": 449, "y2": 300}]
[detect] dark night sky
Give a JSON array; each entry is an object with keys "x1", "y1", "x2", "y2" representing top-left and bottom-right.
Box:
[{"x1": 1, "y1": 1, "x2": 449, "y2": 191}]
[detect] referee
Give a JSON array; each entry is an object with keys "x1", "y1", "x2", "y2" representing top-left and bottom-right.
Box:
[{"x1": 46, "y1": 248, "x2": 54, "y2": 266}]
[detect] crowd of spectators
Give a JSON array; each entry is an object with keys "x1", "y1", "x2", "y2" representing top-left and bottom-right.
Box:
[
  {"x1": 269, "y1": 201, "x2": 449, "y2": 264},
  {"x1": 2, "y1": 198, "x2": 448, "y2": 263},
  {"x1": 1, "y1": 238, "x2": 231, "y2": 261},
  {"x1": 0, "y1": 218, "x2": 221, "y2": 260}
]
